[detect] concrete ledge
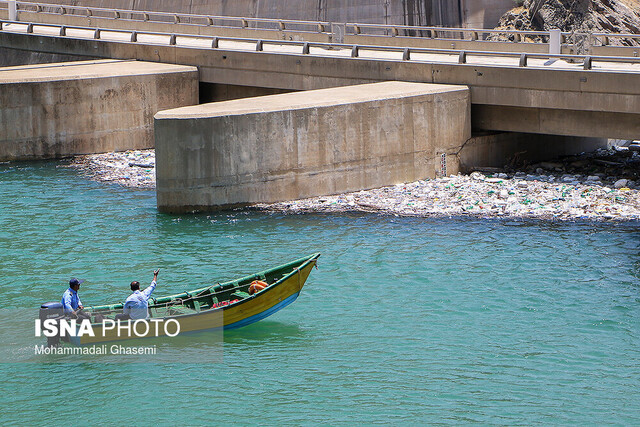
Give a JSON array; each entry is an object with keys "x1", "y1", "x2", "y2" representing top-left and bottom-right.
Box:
[
  {"x1": 0, "y1": 59, "x2": 198, "y2": 161},
  {"x1": 155, "y1": 81, "x2": 470, "y2": 212}
]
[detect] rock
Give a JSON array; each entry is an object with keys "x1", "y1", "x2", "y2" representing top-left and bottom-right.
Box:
[
  {"x1": 614, "y1": 179, "x2": 629, "y2": 188},
  {"x1": 470, "y1": 171, "x2": 485, "y2": 181},
  {"x1": 491, "y1": 0, "x2": 640, "y2": 48},
  {"x1": 540, "y1": 162, "x2": 563, "y2": 170},
  {"x1": 586, "y1": 175, "x2": 601, "y2": 182}
]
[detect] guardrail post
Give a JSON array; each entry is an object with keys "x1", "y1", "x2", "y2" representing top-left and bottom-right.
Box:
[
  {"x1": 256, "y1": 40, "x2": 263, "y2": 51},
  {"x1": 278, "y1": 21, "x2": 285, "y2": 31},
  {"x1": 8, "y1": 1, "x2": 16, "y2": 21},
  {"x1": 391, "y1": 27, "x2": 398, "y2": 37},
  {"x1": 331, "y1": 23, "x2": 345, "y2": 44},
  {"x1": 60, "y1": 26, "x2": 66, "y2": 36},
  {"x1": 36, "y1": 5, "x2": 42, "y2": 13},
  {"x1": 602, "y1": 35, "x2": 609, "y2": 46},
  {"x1": 143, "y1": 13, "x2": 149, "y2": 22},
  {"x1": 351, "y1": 45, "x2": 359, "y2": 57},
  {"x1": 583, "y1": 56, "x2": 592, "y2": 70},
  {"x1": 302, "y1": 42, "x2": 310, "y2": 54},
  {"x1": 26, "y1": 23, "x2": 33, "y2": 33},
  {"x1": 174, "y1": 15, "x2": 180, "y2": 24},
  {"x1": 241, "y1": 19, "x2": 248, "y2": 28},
  {"x1": 458, "y1": 51, "x2": 466, "y2": 64},
  {"x1": 206, "y1": 17, "x2": 213, "y2": 26},
  {"x1": 169, "y1": 34, "x2": 177, "y2": 45},
  {"x1": 93, "y1": 28, "x2": 100, "y2": 39},
  {"x1": 519, "y1": 53, "x2": 527, "y2": 67},
  {"x1": 130, "y1": 31, "x2": 137, "y2": 42},
  {"x1": 549, "y1": 29, "x2": 561, "y2": 54},
  {"x1": 317, "y1": 23, "x2": 325, "y2": 32},
  {"x1": 471, "y1": 31, "x2": 478, "y2": 41},
  {"x1": 113, "y1": 11, "x2": 120, "y2": 19},
  {"x1": 402, "y1": 48, "x2": 410, "y2": 61},
  {"x1": 211, "y1": 37, "x2": 219, "y2": 48},
  {"x1": 59, "y1": 6, "x2": 66, "y2": 15},
  {"x1": 353, "y1": 25, "x2": 360, "y2": 35},
  {"x1": 86, "y1": 9, "x2": 92, "y2": 17}
]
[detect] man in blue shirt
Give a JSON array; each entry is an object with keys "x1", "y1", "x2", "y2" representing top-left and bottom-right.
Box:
[
  {"x1": 61, "y1": 278, "x2": 90, "y2": 320},
  {"x1": 122, "y1": 269, "x2": 159, "y2": 320}
]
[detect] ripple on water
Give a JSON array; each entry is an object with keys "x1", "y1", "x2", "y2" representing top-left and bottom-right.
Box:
[{"x1": 0, "y1": 163, "x2": 639, "y2": 424}]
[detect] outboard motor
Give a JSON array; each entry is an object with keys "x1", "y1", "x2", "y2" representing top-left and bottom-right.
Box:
[{"x1": 39, "y1": 302, "x2": 63, "y2": 347}]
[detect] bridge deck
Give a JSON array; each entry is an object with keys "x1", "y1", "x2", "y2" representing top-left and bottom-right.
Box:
[
  {"x1": 2, "y1": 22, "x2": 639, "y2": 73},
  {"x1": 0, "y1": 17, "x2": 639, "y2": 140}
]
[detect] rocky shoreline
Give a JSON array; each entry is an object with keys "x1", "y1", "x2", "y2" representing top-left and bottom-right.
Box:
[{"x1": 67, "y1": 146, "x2": 640, "y2": 221}]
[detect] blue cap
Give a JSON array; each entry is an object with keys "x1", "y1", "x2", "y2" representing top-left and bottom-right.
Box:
[{"x1": 69, "y1": 278, "x2": 85, "y2": 287}]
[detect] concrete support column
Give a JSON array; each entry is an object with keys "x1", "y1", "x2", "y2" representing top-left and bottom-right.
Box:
[
  {"x1": 549, "y1": 29, "x2": 561, "y2": 55},
  {"x1": 8, "y1": 1, "x2": 17, "y2": 21}
]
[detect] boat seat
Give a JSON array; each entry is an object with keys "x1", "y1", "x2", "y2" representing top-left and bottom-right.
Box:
[
  {"x1": 230, "y1": 291, "x2": 250, "y2": 300},
  {"x1": 220, "y1": 283, "x2": 236, "y2": 291}
]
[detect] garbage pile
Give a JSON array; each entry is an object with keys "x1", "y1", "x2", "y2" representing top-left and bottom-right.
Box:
[
  {"x1": 69, "y1": 146, "x2": 640, "y2": 221},
  {"x1": 258, "y1": 146, "x2": 640, "y2": 221},
  {"x1": 68, "y1": 149, "x2": 155, "y2": 188}
]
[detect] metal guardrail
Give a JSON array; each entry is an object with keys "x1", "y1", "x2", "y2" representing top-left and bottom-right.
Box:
[
  {"x1": 3, "y1": 0, "x2": 637, "y2": 47},
  {"x1": 10, "y1": 1, "x2": 332, "y2": 33},
  {"x1": 592, "y1": 32, "x2": 640, "y2": 46},
  {"x1": 2, "y1": 19, "x2": 639, "y2": 72},
  {"x1": 346, "y1": 22, "x2": 556, "y2": 41}
]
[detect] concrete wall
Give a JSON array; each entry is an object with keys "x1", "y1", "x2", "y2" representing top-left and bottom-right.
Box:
[
  {"x1": 199, "y1": 82, "x2": 293, "y2": 103},
  {"x1": 155, "y1": 81, "x2": 470, "y2": 212},
  {"x1": 29, "y1": 0, "x2": 515, "y2": 28},
  {"x1": 0, "y1": 46, "x2": 93, "y2": 67},
  {"x1": 0, "y1": 59, "x2": 198, "y2": 161},
  {"x1": 461, "y1": 0, "x2": 514, "y2": 29}
]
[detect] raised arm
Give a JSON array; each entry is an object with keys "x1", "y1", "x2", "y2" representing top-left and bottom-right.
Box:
[{"x1": 142, "y1": 269, "x2": 159, "y2": 299}]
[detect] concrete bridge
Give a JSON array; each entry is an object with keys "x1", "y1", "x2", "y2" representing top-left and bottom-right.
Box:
[
  {"x1": 1, "y1": 4, "x2": 639, "y2": 140},
  {"x1": 1, "y1": 2, "x2": 639, "y2": 211}
]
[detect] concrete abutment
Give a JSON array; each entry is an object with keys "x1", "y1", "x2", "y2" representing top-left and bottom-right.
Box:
[
  {"x1": 155, "y1": 81, "x2": 471, "y2": 213},
  {"x1": 0, "y1": 59, "x2": 198, "y2": 161}
]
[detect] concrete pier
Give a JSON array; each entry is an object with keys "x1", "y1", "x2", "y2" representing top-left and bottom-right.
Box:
[
  {"x1": 0, "y1": 59, "x2": 198, "y2": 161},
  {"x1": 155, "y1": 81, "x2": 470, "y2": 213}
]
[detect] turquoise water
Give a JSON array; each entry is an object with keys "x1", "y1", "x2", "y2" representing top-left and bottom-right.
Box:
[{"x1": 1, "y1": 161, "x2": 639, "y2": 425}]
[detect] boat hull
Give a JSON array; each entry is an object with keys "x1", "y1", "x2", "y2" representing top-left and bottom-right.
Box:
[{"x1": 74, "y1": 254, "x2": 318, "y2": 345}]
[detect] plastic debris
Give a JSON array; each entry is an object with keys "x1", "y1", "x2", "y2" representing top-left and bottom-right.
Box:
[{"x1": 66, "y1": 146, "x2": 640, "y2": 221}]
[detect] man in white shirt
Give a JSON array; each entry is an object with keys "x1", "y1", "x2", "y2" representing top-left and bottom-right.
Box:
[{"x1": 122, "y1": 269, "x2": 159, "y2": 320}]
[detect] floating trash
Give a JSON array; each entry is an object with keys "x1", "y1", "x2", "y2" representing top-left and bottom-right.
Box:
[{"x1": 67, "y1": 147, "x2": 640, "y2": 221}]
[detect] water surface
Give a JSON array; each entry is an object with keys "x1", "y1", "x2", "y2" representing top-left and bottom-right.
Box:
[{"x1": 1, "y1": 162, "x2": 639, "y2": 424}]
